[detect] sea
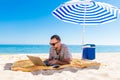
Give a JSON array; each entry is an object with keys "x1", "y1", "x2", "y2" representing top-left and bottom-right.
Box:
[{"x1": 0, "y1": 44, "x2": 120, "y2": 54}]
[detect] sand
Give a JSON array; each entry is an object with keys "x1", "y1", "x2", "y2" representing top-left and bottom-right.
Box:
[{"x1": 0, "y1": 53, "x2": 120, "y2": 80}]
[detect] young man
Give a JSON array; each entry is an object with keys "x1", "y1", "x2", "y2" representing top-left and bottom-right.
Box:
[{"x1": 45, "y1": 35, "x2": 72, "y2": 66}]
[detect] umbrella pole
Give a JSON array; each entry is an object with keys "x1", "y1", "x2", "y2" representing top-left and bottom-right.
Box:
[
  {"x1": 82, "y1": 0, "x2": 87, "y2": 53},
  {"x1": 82, "y1": 0, "x2": 86, "y2": 57},
  {"x1": 82, "y1": 25, "x2": 85, "y2": 46},
  {"x1": 81, "y1": 25, "x2": 85, "y2": 56}
]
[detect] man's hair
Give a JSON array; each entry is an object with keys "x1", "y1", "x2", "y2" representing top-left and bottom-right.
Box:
[{"x1": 51, "y1": 35, "x2": 61, "y2": 41}]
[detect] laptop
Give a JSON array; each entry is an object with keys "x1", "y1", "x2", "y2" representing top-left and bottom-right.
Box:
[
  {"x1": 27, "y1": 55, "x2": 46, "y2": 66},
  {"x1": 27, "y1": 55, "x2": 60, "y2": 68}
]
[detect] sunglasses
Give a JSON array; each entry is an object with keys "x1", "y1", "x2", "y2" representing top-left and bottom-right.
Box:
[{"x1": 50, "y1": 42, "x2": 59, "y2": 46}]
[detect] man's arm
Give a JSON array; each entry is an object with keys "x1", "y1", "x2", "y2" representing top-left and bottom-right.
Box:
[
  {"x1": 49, "y1": 57, "x2": 71, "y2": 65},
  {"x1": 56, "y1": 58, "x2": 71, "y2": 64}
]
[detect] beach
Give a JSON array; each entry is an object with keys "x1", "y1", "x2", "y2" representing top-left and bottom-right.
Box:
[{"x1": 0, "y1": 53, "x2": 120, "y2": 80}]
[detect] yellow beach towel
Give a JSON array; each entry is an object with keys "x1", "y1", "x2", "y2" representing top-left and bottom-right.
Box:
[{"x1": 11, "y1": 58, "x2": 101, "y2": 72}]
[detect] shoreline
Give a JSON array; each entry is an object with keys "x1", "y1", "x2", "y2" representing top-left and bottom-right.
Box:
[
  {"x1": 0, "y1": 52, "x2": 120, "y2": 54},
  {"x1": 0, "y1": 53, "x2": 120, "y2": 80}
]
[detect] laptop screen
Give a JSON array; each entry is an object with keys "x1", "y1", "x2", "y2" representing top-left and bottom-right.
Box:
[{"x1": 27, "y1": 55, "x2": 46, "y2": 66}]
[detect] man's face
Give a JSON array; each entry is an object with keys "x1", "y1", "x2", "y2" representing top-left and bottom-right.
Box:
[{"x1": 50, "y1": 38, "x2": 60, "y2": 49}]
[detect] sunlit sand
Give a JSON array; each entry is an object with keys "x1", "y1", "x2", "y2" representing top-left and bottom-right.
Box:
[{"x1": 0, "y1": 53, "x2": 120, "y2": 80}]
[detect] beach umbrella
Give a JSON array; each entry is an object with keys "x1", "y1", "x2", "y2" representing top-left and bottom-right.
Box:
[{"x1": 52, "y1": 0, "x2": 119, "y2": 45}]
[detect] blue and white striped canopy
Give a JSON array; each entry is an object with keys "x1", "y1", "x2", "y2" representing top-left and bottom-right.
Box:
[{"x1": 52, "y1": 0, "x2": 119, "y2": 25}]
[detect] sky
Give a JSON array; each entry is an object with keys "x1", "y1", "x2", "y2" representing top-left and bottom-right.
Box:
[{"x1": 0, "y1": 0, "x2": 120, "y2": 45}]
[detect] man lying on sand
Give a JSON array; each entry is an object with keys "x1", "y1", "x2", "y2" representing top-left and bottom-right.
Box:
[{"x1": 44, "y1": 35, "x2": 72, "y2": 66}]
